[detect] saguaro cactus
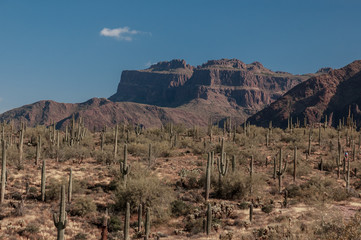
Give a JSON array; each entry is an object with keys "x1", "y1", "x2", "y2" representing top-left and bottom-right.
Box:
[
  {"x1": 36, "y1": 135, "x2": 41, "y2": 165},
  {"x1": 231, "y1": 155, "x2": 236, "y2": 172},
  {"x1": 1, "y1": 140, "x2": 6, "y2": 203},
  {"x1": 148, "y1": 143, "x2": 152, "y2": 167},
  {"x1": 70, "y1": 115, "x2": 75, "y2": 146},
  {"x1": 249, "y1": 156, "x2": 254, "y2": 195},
  {"x1": 121, "y1": 144, "x2": 131, "y2": 187},
  {"x1": 124, "y1": 202, "x2": 130, "y2": 240},
  {"x1": 336, "y1": 141, "x2": 342, "y2": 179},
  {"x1": 53, "y1": 185, "x2": 67, "y2": 240},
  {"x1": 206, "y1": 203, "x2": 212, "y2": 235},
  {"x1": 68, "y1": 168, "x2": 73, "y2": 203},
  {"x1": 145, "y1": 207, "x2": 150, "y2": 240},
  {"x1": 138, "y1": 204, "x2": 142, "y2": 232},
  {"x1": 41, "y1": 159, "x2": 46, "y2": 201},
  {"x1": 101, "y1": 131, "x2": 105, "y2": 152},
  {"x1": 277, "y1": 148, "x2": 287, "y2": 193},
  {"x1": 114, "y1": 124, "x2": 119, "y2": 160},
  {"x1": 101, "y1": 208, "x2": 109, "y2": 240},
  {"x1": 293, "y1": 146, "x2": 297, "y2": 182},
  {"x1": 19, "y1": 122, "x2": 24, "y2": 167},
  {"x1": 249, "y1": 203, "x2": 253, "y2": 222},
  {"x1": 205, "y1": 152, "x2": 212, "y2": 201},
  {"x1": 345, "y1": 145, "x2": 354, "y2": 193},
  {"x1": 308, "y1": 128, "x2": 312, "y2": 156},
  {"x1": 216, "y1": 151, "x2": 228, "y2": 191},
  {"x1": 273, "y1": 156, "x2": 277, "y2": 179}
]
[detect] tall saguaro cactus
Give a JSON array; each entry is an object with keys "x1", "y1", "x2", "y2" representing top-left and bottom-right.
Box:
[
  {"x1": 336, "y1": 141, "x2": 342, "y2": 179},
  {"x1": 277, "y1": 148, "x2": 287, "y2": 193},
  {"x1": 68, "y1": 168, "x2": 73, "y2": 203},
  {"x1": 249, "y1": 203, "x2": 253, "y2": 222},
  {"x1": 1, "y1": 140, "x2": 6, "y2": 203},
  {"x1": 41, "y1": 159, "x2": 46, "y2": 201},
  {"x1": 216, "y1": 151, "x2": 228, "y2": 192},
  {"x1": 19, "y1": 122, "x2": 24, "y2": 167},
  {"x1": 120, "y1": 144, "x2": 131, "y2": 187},
  {"x1": 148, "y1": 143, "x2": 152, "y2": 167},
  {"x1": 138, "y1": 204, "x2": 142, "y2": 232},
  {"x1": 53, "y1": 185, "x2": 67, "y2": 240},
  {"x1": 205, "y1": 152, "x2": 212, "y2": 201},
  {"x1": 206, "y1": 203, "x2": 212, "y2": 235},
  {"x1": 36, "y1": 135, "x2": 41, "y2": 165},
  {"x1": 249, "y1": 156, "x2": 254, "y2": 194},
  {"x1": 114, "y1": 124, "x2": 119, "y2": 160},
  {"x1": 145, "y1": 207, "x2": 150, "y2": 240},
  {"x1": 124, "y1": 202, "x2": 130, "y2": 240},
  {"x1": 293, "y1": 146, "x2": 297, "y2": 182},
  {"x1": 308, "y1": 128, "x2": 312, "y2": 156}
]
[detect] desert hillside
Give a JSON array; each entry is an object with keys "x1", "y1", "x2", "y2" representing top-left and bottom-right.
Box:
[{"x1": 0, "y1": 119, "x2": 361, "y2": 239}]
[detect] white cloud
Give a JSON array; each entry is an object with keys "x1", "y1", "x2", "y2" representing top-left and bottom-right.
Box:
[{"x1": 100, "y1": 26, "x2": 142, "y2": 41}]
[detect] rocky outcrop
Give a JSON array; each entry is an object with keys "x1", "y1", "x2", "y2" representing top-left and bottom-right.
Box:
[
  {"x1": 110, "y1": 58, "x2": 310, "y2": 115},
  {"x1": 247, "y1": 60, "x2": 361, "y2": 128},
  {"x1": 109, "y1": 59, "x2": 194, "y2": 106}
]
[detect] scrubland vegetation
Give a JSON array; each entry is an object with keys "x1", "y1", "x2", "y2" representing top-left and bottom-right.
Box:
[{"x1": 1, "y1": 116, "x2": 361, "y2": 239}]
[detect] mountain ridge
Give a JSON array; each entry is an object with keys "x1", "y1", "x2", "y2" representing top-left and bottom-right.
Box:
[
  {"x1": 0, "y1": 58, "x2": 328, "y2": 129},
  {"x1": 247, "y1": 60, "x2": 361, "y2": 128}
]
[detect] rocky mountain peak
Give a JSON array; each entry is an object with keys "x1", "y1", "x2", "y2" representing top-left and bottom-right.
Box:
[
  {"x1": 148, "y1": 59, "x2": 193, "y2": 72},
  {"x1": 199, "y1": 58, "x2": 247, "y2": 69}
]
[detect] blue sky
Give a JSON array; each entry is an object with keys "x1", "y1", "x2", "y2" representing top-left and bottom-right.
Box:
[{"x1": 1, "y1": 0, "x2": 361, "y2": 113}]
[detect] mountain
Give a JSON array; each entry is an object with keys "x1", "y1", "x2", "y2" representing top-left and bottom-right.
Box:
[
  {"x1": 0, "y1": 59, "x2": 314, "y2": 129},
  {"x1": 247, "y1": 60, "x2": 361, "y2": 128},
  {"x1": 109, "y1": 59, "x2": 310, "y2": 111}
]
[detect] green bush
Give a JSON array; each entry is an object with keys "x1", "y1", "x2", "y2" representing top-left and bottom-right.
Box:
[
  {"x1": 171, "y1": 200, "x2": 192, "y2": 217},
  {"x1": 113, "y1": 165, "x2": 175, "y2": 223},
  {"x1": 69, "y1": 197, "x2": 97, "y2": 217}
]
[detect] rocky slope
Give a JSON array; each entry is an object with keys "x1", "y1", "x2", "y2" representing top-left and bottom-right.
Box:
[
  {"x1": 247, "y1": 60, "x2": 361, "y2": 128},
  {"x1": 0, "y1": 59, "x2": 314, "y2": 129}
]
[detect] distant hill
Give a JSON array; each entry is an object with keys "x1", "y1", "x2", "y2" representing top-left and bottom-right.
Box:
[{"x1": 248, "y1": 60, "x2": 361, "y2": 128}]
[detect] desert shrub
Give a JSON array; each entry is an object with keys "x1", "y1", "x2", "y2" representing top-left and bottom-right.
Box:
[
  {"x1": 286, "y1": 157, "x2": 313, "y2": 177},
  {"x1": 238, "y1": 202, "x2": 249, "y2": 210},
  {"x1": 152, "y1": 141, "x2": 178, "y2": 158},
  {"x1": 73, "y1": 233, "x2": 88, "y2": 240},
  {"x1": 261, "y1": 204, "x2": 274, "y2": 214},
  {"x1": 113, "y1": 165, "x2": 175, "y2": 223},
  {"x1": 46, "y1": 177, "x2": 86, "y2": 201},
  {"x1": 179, "y1": 168, "x2": 202, "y2": 189},
  {"x1": 316, "y1": 213, "x2": 361, "y2": 239},
  {"x1": 108, "y1": 215, "x2": 122, "y2": 232},
  {"x1": 214, "y1": 171, "x2": 249, "y2": 200},
  {"x1": 286, "y1": 177, "x2": 349, "y2": 204},
  {"x1": 5, "y1": 145, "x2": 19, "y2": 166},
  {"x1": 69, "y1": 197, "x2": 97, "y2": 217},
  {"x1": 171, "y1": 200, "x2": 193, "y2": 217},
  {"x1": 18, "y1": 222, "x2": 40, "y2": 238},
  {"x1": 184, "y1": 217, "x2": 204, "y2": 235},
  {"x1": 127, "y1": 142, "x2": 148, "y2": 158},
  {"x1": 46, "y1": 178, "x2": 64, "y2": 201},
  {"x1": 57, "y1": 145, "x2": 92, "y2": 162},
  {"x1": 94, "y1": 150, "x2": 113, "y2": 165}
]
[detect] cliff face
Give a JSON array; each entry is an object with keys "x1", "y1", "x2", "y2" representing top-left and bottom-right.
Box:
[
  {"x1": 109, "y1": 59, "x2": 194, "y2": 106},
  {"x1": 247, "y1": 60, "x2": 361, "y2": 128},
  {"x1": 110, "y1": 58, "x2": 309, "y2": 115}
]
